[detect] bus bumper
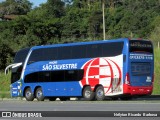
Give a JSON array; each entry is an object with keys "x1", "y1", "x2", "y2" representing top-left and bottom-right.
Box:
[{"x1": 123, "y1": 85, "x2": 153, "y2": 95}]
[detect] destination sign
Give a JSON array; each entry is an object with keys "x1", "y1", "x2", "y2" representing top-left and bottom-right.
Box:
[
  {"x1": 130, "y1": 40, "x2": 152, "y2": 48},
  {"x1": 129, "y1": 40, "x2": 153, "y2": 53}
]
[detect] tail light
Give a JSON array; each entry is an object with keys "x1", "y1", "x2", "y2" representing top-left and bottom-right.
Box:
[{"x1": 125, "y1": 73, "x2": 130, "y2": 85}]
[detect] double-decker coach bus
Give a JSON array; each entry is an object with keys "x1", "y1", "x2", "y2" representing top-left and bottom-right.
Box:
[{"x1": 5, "y1": 38, "x2": 154, "y2": 101}]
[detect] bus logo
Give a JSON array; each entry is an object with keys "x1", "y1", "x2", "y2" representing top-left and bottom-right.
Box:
[{"x1": 80, "y1": 58, "x2": 122, "y2": 94}]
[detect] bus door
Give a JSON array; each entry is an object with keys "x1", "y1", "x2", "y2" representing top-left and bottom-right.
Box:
[
  {"x1": 11, "y1": 80, "x2": 22, "y2": 97},
  {"x1": 6, "y1": 63, "x2": 23, "y2": 97}
]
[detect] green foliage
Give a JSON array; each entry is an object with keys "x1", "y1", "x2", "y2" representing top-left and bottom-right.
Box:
[
  {"x1": 149, "y1": 16, "x2": 160, "y2": 46},
  {"x1": 0, "y1": 0, "x2": 32, "y2": 15},
  {"x1": 0, "y1": 72, "x2": 10, "y2": 98},
  {"x1": 153, "y1": 48, "x2": 160, "y2": 95},
  {"x1": 0, "y1": 0, "x2": 160, "y2": 70}
]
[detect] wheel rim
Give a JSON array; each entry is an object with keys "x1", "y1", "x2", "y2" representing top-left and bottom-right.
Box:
[
  {"x1": 26, "y1": 91, "x2": 32, "y2": 98},
  {"x1": 85, "y1": 90, "x2": 91, "y2": 98},
  {"x1": 97, "y1": 89, "x2": 104, "y2": 98},
  {"x1": 37, "y1": 91, "x2": 42, "y2": 98}
]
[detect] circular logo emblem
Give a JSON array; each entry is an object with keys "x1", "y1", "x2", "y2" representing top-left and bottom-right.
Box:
[{"x1": 79, "y1": 58, "x2": 121, "y2": 94}]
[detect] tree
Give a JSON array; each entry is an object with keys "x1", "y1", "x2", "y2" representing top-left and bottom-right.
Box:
[
  {"x1": 45, "y1": 0, "x2": 65, "y2": 18},
  {"x1": 0, "y1": 0, "x2": 32, "y2": 15}
]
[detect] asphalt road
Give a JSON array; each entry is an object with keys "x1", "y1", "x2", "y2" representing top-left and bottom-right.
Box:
[
  {"x1": 0, "y1": 100, "x2": 160, "y2": 111},
  {"x1": 0, "y1": 99, "x2": 160, "y2": 120}
]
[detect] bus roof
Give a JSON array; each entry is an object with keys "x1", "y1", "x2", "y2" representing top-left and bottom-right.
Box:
[{"x1": 31, "y1": 38, "x2": 129, "y2": 50}]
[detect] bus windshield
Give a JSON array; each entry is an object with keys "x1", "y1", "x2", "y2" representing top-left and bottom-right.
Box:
[
  {"x1": 11, "y1": 48, "x2": 30, "y2": 83},
  {"x1": 14, "y1": 48, "x2": 31, "y2": 63}
]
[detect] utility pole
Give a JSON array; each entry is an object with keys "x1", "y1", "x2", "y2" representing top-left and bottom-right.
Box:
[{"x1": 102, "y1": 0, "x2": 106, "y2": 40}]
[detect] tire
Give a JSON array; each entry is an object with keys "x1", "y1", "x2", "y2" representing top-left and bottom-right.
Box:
[
  {"x1": 82, "y1": 86, "x2": 94, "y2": 101},
  {"x1": 25, "y1": 88, "x2": 34, "y2": 101},
  {"x1": 59, "y1": 97, "x2": 70, "y2": 101},
  {"x1": 35, "y1": 87, "x2": 45, "y2": 101},
  {"x1": 95, "y1": 86, "x2": 105, "y2": 101}
]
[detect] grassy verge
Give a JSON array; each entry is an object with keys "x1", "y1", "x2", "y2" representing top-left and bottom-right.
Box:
[
  {"x1": 153, "y1": 48, "x2": 160, "y2": 94},
  {"x1": 0, "y1": 48, "x2": 160, "y2": 98},
  {"x1": 0, "y1": 72, "x2": 11, "y2": 98}
]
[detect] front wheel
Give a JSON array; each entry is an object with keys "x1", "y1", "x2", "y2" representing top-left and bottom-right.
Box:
[
  {"x1": 25, "y1": 88, "x2": 34, "y2": 101},
  {"x1": 82, "y1": 86, "x2": 94, "y2": 101},
  {"x1": 35, "y1": 87, "x2": 45, "y2": 101},
  {"x1": 95, "y1": 86, "x2": 105, "y2": 101}
]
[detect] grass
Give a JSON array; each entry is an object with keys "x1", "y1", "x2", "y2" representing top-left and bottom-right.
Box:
[
  {"x1": 153, "y1": 48, "x2": 160, "y2": 94},
  {"x1": 0, "y1": 48, "x2": 160, "y2": 98},
  {"x1": 0, "y1": 72, "x2": 11, "y2": 98}
]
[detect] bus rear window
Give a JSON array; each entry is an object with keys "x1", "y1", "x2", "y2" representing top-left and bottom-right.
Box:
[
  {"x1": 131, "y1": 62, "x2": 151, "y2": 76},
  {"x1": 129, "y1": 40, "x2": 153, "y2": 53}
]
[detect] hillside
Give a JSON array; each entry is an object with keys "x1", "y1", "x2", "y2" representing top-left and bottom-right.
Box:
[
  {"x1": 0, "y1": 0, "x2": 160, "y2": 70},
  {"x1": 0, "y1": 0, "x2": 160, "y2": 97}
]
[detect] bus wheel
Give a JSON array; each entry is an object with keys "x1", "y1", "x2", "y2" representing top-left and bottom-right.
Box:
[
  {"x1": 95, "y1": 86, "x2": 105, "y2": 101},
  {"x1": 35, "y1": 87, "x2": 45, "y2": 101},
  {"x1": 25, "y1": 88, "x2": 34, "y2": 101},
  {"x1": 82, "y1": 86, "x2": 94, "y2": 101}
]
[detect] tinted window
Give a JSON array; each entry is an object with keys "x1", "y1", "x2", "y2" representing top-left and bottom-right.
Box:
[
  {"x1": 11, "y1": 66, "x2": 23, "y2": 83},
  {"x1": 129, "y1": 40, "x2": 153, "y2": 53},
  {"x1": 72, "y1": 45, "x2": 86, "y2": 59},
  {"x1": 86, "y1": 44, "x2": 103, "y2": 58},
  {"x1": 24, "y1": 69, "x2": 84, "y2": 83},
  {"x1": 28, "y1": 48, "x2": 58, "y2": 64},
  {"x1": 12, "y1": 47, "x2": 30, "y2": 83},
  {"x1": 102, "y1": 42, "x2": 124, "y2": 57},
  {"x1": 58, "y1": 46, "x2": 72, "y2": 60},
  {"x1": 14, "y1": 48, "x2": 30, "y2": 63},
  {"x1": 28, "y1": 41, "x2": 124, "y2": 63}
]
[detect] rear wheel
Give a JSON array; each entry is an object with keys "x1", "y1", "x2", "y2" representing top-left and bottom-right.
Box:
[
  {"x1": 35, "y1": 87, "x2": 45, "y2": 101},
  {"x1": 95, "y1": 86, "x2": 105, "y2": 101},
  {"x1": 25, "y1": 88, "x2": 34, "y2": 101},
  {"x1": 82, "y1": 86, "x2": 94, "y2": 101}
]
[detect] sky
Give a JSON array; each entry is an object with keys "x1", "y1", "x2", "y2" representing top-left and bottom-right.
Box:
[
  {"x1": 29, "y1": 0, "x2": 47, "y2": 7},
  {"x1": 0, "y1": 0, "x2": 47, "y2": 7}
]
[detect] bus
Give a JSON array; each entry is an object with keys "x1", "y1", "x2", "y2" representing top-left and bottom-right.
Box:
[{"x1": 5, "y1": 38, "x2": 154, "y2": 101}]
